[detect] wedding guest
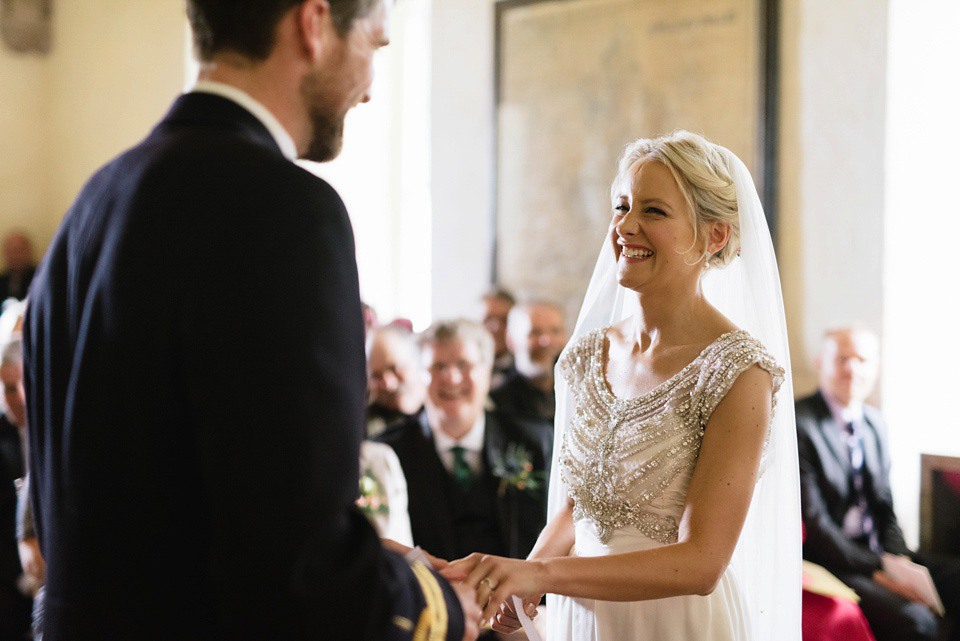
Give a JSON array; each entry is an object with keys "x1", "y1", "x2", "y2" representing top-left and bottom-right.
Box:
[
  {"x1": 358, "y1": 440, "x2": 414, "y2": 546},
  {"x1": 21, "y1": 1, "x2": 478, "y2": 639},
  {"x1": 377, "y1": 319, "x2": 549, "y2": 564},
  {"x1": 366, "y1": 325, "x2": 426, "y2": 437},
  {"x1": 0, "y1": 453, "x2": 30, "y2": 641},
  {"x1": 17, "y1": 473, "x2": 44, "y2": 641},
  {"x1": 0, "y1": 232, "x2": 36, "y2": 302},
  {"x1": 0, "y1": 301, "x2": 29, "y2": 641},
  {"x1": 798, "y1": 325, "x2": 960, "y2": 641},
  {"x1": 362, "y1": 301, "x2": 379, "y2": 335},
  {"x1": 490, "y1": 299, "x2": 567, "y2": 470},
  {"x1": 479, "y1": 288, "x2": 516, "y2": 389},
  {"x1": 0, "y1": 300, "x2": 27, "y2": 485}
]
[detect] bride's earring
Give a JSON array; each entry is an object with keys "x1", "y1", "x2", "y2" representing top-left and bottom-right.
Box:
[{"x1": 702, "y1": 252, "x2": 712, "y2": 270}]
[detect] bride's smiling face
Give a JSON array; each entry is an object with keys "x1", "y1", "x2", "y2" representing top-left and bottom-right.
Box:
[{"x1": 610, "y1": 158, "x2": 704, "y2": 293}]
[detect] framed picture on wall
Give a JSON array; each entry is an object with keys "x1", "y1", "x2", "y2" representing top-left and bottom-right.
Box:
[
  {"x1": 493, "y1": 0, "x2": 777, "y2": 318},
  {"x1": 0, "y1": 0, "x2": 53, "y2": 54},
  {"x1": 920, "y1": 453, "x2": 960, "y2": 557}
]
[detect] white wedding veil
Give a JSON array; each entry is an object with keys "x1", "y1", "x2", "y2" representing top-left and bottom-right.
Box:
[{"x1": 546, "y1": 133, "x2": 802, "y2": 639}]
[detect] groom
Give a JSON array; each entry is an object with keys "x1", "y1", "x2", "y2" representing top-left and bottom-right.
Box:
[{"x1": 22, "y1": 1, "x2": 476, "y2": 639}]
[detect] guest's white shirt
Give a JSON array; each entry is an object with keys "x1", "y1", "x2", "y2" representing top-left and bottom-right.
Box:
[
  {"x1": 821, "y1": 390, "x2": 865, "y2": 431},
  {"x1": 432, "y1": 414, "x2": 485, "y2": 476},
  {"x1": 191, "y1": 80, "x2": 298, "y2": 161}
]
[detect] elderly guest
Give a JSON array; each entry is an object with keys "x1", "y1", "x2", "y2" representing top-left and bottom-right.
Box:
[
  {"x1": 798, "y1": 325, "x2": 960, "y2": 641},
  {"x1": 366, "y1": 325, "x2": 426, "y2": 437}
]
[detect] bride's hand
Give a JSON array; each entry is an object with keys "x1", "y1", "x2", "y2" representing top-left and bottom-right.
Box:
[
  {"x1": 490, "y1": 594, "x2": 541, "y2": 634},
  {"x1": 442, "y1": 552, "x2": 547, "y2": 623}
]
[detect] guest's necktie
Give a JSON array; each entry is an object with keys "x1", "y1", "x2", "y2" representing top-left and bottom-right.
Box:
[
  {"x1": 845, "y1": 421, "x2": 882, "y2": 554},
  {"x1": 451, "y1": 445, "x2": 474, "y2": 492}
]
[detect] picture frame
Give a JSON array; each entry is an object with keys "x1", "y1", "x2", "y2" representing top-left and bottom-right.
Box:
[
  {"x1": 0, "y1": 0, "x2": 53, "y2": 54},
  {"x1": 493, "y1": 0, "x2": 778, "y2": 317},
  {"x1": 920, "y1": 453, "x2": 960, "y2": 556}
]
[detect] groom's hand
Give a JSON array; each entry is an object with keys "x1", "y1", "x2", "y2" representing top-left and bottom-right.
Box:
[
  {"x1": 453, "y1": 580, "x2": 482, "y2": 641},
  {"x1": 382, "y1": 538, "x2": 450, "y2": 571}
]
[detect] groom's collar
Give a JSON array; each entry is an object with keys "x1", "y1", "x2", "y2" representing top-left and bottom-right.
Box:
[{"x1": 190, "y1": 80, "x2": 297, "y2": 161}]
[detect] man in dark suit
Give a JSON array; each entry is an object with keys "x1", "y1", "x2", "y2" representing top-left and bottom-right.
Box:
[
  {"x1": 798, "y1": 325, "x2": 960, "y2": 641},
  {"x1": 379, "y1": 319, "x2": 549, "y2": 565},
  {"x1": 21, "y1": 1, "x2": 477, "y2": 639},
  {"x1": 490, "y1": 299, "x2": 567, "y2": 472}
]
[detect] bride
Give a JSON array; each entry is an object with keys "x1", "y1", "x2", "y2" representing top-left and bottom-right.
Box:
[{"x1": 445, "y1": 131, "x2": 801, "y2": 640}]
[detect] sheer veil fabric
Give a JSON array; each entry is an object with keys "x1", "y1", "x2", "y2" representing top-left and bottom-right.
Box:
[{"x1": 546, "y1": 144, "x2": 802, "y2": 640}]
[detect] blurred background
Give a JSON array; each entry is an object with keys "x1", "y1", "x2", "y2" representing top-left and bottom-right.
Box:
[{"x1": 0, "y1": 0, "x2": 957, "y2": 549}]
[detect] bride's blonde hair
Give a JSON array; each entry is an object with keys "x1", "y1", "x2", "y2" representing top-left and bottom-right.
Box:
[{"x1": 611, "y1": 130, "x2": 741, "y2": 268}]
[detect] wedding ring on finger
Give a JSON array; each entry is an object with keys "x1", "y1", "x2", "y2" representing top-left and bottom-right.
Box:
[{"x1": 480, "y1": 577, "x2": 497, "y2": 591}]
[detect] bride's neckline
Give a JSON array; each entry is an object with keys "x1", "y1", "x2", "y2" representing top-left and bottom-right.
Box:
[{"x1": 596, "y1": 328, "x2": 745, "y2": 405}]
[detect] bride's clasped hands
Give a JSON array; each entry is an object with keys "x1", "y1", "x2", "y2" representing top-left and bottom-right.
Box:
[{"x1": 443, "y1": 553, "x2": 545, "y2": 633}]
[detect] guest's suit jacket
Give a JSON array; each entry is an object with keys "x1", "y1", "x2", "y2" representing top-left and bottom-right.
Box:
[
  {"x1": 489, "y1": 373, "x2": 556, "y2": 476},
  {"x1": 796, "y1": 391, "x2": 910, "y2": 577},
  {"x1": 378, "y1": 409, "x2": 549, "y2": 562},
  {"x1": 23, "y1": 93, "x2": 462, "y2": 641}
]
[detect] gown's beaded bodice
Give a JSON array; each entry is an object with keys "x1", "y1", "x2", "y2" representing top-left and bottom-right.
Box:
[{"x1": 558, "y1": 328, "x2": 783, "y2": 544}]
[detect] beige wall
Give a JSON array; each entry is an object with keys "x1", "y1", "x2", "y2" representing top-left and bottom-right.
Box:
[
  {"x1": 0, "y1": 46, "x2": 48, "y2": 248},
  {"x1": 429, "y1": 0, "x2": 497, "y2": 320},
  {"x1": 778, "y1": 0, "x2": 889, "y2": 396},
  {"x1": 0, "y1": 1, "x2": 186, "y2": 260}
]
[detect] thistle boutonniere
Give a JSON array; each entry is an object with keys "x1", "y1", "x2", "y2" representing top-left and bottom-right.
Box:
[
  {"x1": 491, "y1": 443, "x2": 545, "y2": 497},
  {"x1": 356, "y1": 467, "x2": 389, "y2": 516}
]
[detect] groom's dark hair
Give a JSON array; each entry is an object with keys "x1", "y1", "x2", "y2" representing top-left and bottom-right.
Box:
[{"x1": 186, "y1": 0, "x2": 381, "y2": 62}]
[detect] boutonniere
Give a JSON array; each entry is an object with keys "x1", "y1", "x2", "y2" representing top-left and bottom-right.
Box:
[
  {"x1": 356, "y1": 467, "x2": 389, "y2": 516},
  {"x1": 491, "y1": 443, "x2": 545, "y2": 496}
]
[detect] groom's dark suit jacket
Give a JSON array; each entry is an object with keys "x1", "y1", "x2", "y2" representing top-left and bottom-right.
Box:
[
  {"x1": 796, "y1": 390, "x2": 910, "y2": 576},
  {"x1": 23, "y1": 93, "x2": 462, "y2": 641},
  {"x1": 378, "y1": 409, "x2": 549, "y2": 562}
]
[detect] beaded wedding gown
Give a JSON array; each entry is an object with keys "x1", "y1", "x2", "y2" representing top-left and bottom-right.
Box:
[{"x1": 548, "y1": 327, "x2": 784, "y2": 641}]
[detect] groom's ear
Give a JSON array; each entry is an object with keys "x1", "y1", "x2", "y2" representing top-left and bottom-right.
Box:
[{"x1": 296, "y1": 0, "x2": 334, "y2": 62}]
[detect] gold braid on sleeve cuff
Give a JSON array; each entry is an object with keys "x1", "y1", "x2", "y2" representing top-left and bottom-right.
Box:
[{"x1": 410, "y1": 561, "x2": 448, "y2": 641}]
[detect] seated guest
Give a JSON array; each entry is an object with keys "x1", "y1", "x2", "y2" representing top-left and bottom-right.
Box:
[
  {"x1": 798, "y1": 324, "x2": 960, "y2": 641},
  {"x1": 378, "y1": 319, "x2": 549, "y2": 564},
  {"x1": 0, "y1": 455, "x2": 30, "y2": 641},
  {"x1": 490, "y1": 299, "x2": 567, "y2": 469},
  {"x1": 0, "y1": 233, "x2": 36, "y2": 302},
  {"x1": 0, "y1": 299, "x2": 28, "y2": 487},
  {"x1": 0, "y1": 301, "x2": 29, "y2": 640},
  {"x1": 478, "y1": 288, "x2": 516, "y2": 389},
  {"x1": 365, "y1": 325, "x2": 426, "y2": 437},
  {"x1": 17, "y1": 474, "x2": 44, "y2": 640},
  {"x1": 360, "y1": 301, "x2": 378, "y2": 336},
  {"x1": 357, "y1": 441, "x2": 414, "y2": 547}
]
